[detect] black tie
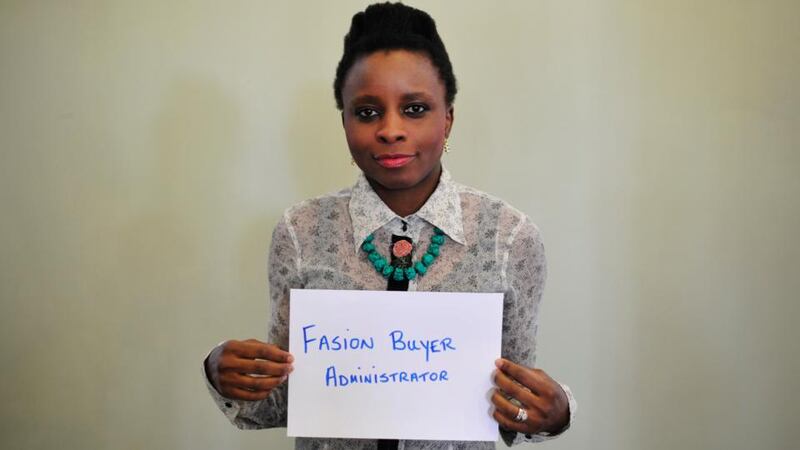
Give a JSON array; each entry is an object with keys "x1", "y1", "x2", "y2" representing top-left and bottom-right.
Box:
[
  {"x1": 378, "y1": 234, "x2": 411, "y2": 449},
  {"x1": 386, "y1": 234, "x2": 412, "y2": 291}
]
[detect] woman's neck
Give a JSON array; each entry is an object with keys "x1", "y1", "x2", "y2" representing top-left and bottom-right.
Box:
[{"x1": 367, "y1": 165, "x2": 442, "y2": 217}]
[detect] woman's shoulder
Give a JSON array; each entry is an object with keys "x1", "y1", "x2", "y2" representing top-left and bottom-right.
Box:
[
  {"x1": 453, "y1": 181, "x2": 540, "y2": 235},
  {"x1": 272, "y1": 187, "x2": 353, "y2": 238},
  {"x1": 456, "y1": 182, "x2": 521, "y2": 212}
]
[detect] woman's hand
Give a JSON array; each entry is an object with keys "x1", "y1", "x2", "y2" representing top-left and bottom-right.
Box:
[
  {"x1": 491, "y1": 358, "x2": 569, "y2": 435},
  {"x1": 205, "y1": 339, "x2": 294, "y2": 401}
]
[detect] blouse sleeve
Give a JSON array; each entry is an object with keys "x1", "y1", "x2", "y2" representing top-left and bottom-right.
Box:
[
  {"x1": 202, "y1": 213, "x2": 303, "y2": 429},
  {"x1": 498, "y1": 217, "x2": 577, "y2": 446}
]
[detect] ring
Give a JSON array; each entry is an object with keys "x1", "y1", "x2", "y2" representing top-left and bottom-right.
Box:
[{"x1": 514, "y1": 407, "x2": 528, "y2": 422}]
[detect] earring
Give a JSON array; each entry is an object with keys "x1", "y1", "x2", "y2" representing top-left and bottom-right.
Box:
[{"x1": 443, "y1": 138, "x2": 451, "y2": 153}]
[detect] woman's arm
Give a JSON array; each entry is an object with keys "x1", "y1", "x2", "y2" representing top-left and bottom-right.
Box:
[
  {"x1": 202, "y1": 214, "x2": 302, "y2": 429},
  {"x1": 495, "y1": 216, "x2": 577, "y2": 445}
]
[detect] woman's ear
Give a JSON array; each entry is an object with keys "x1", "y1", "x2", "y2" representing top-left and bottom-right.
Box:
[{"x1": 445, "y1": 105, "x2": 455, "y2": 137}]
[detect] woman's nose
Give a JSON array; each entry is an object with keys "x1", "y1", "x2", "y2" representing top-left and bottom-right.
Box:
[{"x1": 376, "y1": 111, "x2": 407, "y2": 144}]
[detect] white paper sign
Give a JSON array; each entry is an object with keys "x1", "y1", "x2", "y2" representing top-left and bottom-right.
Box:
[{"x1": 287, "y1": 289, "x2": 503, "y2": 441}]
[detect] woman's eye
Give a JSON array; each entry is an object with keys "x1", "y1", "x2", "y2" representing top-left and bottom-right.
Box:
[
  {"x1": 404, "y1": 104, "x2": 429, "y2": 116},
  {"x1": 356, "y1": 108, "x2": 379, "y2": 120}
]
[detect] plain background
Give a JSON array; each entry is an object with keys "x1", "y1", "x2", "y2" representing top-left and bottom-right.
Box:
[{"x1": 1, "y1": 1, "x2": 798, "y2": 449}]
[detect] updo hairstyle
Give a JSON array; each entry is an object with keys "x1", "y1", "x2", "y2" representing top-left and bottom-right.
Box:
[{"x1": 333, "y1": 2, "x2": 458, "y2": 110}]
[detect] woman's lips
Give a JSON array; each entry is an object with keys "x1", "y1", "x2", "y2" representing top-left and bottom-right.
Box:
[{"x1": 374, "y1": 153, "x2": 416, "y2": 168}]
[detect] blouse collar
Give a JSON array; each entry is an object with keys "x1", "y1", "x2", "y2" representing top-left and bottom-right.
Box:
[{"x1": 348, "y1": 168, "x2": 466, "y2": 253}]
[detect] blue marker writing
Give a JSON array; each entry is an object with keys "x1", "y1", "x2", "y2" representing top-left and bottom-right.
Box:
[
  {"x1": 302, "y1": 324, "x2": 317, "y2": 354},
  {"x1": 302, "y1": 324, "x2": 375, "y2": 353},
  {"x1": 389, "y1": 330, "x2": 456, "y2": 362}
]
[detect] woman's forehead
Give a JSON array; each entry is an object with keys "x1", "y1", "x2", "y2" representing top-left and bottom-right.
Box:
[{"x1": 342, "y1": 50, "x2": 446, "y2": 102}]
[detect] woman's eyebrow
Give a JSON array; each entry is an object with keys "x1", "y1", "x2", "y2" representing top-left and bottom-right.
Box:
[
  {"x1": 350, "y1": 95, "x2": 382, "y2": 106},
  {"x1": 401, "y1": 92, "x2": 432, "y2": 102},
  {"x1": 349, "y1": 92, "x2": 433, "y2": 107}
]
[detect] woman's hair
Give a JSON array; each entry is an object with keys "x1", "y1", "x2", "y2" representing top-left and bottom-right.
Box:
[{"x1": 333, "y1": 2, "x2": 457, "y2": 110}]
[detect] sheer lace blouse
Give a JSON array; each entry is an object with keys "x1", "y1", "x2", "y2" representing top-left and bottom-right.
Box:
[{"x1": 204, "y1": 169, "x2": 576, "y2": 449}]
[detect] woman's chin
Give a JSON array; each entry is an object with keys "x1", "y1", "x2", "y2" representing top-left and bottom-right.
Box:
[
  {"x1": 366, "y1": 171, "x2": 422, "y2": 192},
  {"x1": 363, "y1": 162, "x2": 441, "y2": 193}
]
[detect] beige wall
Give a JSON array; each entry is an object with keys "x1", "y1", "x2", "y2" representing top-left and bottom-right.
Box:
[{"x1": 2, "y1": 1, "x2": 798, "y2": 449}]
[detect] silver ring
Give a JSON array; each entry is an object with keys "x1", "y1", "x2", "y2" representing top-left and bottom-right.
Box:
[{"x1": 514, "y1": 407, "x2": 528, "y2": 422}]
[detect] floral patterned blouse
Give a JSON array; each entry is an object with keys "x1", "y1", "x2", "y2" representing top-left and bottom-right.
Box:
[{"x1": 204, "y1": 169, "x2": 576, "y2": 449}]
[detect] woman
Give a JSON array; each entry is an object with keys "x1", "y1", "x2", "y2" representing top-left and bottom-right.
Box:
[{"x1": 204, "y1": 3, "x2": 575, "y2": 449}]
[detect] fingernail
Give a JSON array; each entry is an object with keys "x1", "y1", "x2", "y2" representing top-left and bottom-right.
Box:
[
  {"x1": 288, "y1": 365, "x2": 294, "y2": 373},
  {"x1": 495, "y1": 359, "x2": 503, "y2": 368},
  {"x1": 281, "y1": 375, "x2": 288, "y2": 382},
  {"x1": 287, "y1": 355, "x2": 294, "y2": 363}
]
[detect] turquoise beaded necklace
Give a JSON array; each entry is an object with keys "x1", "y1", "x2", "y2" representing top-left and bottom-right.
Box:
[{"x1": 360, "y1": 227, "x2": 446, "y2": 282}]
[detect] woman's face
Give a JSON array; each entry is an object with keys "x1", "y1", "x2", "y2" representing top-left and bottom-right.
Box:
[{"x1": 341, "y1": 50, "x2": 453, "y2": 192}]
